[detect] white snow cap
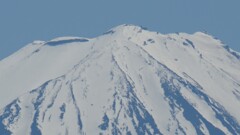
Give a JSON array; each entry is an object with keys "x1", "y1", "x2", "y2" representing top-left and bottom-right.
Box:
[{"x1": 0, "y1": 24, "x2": 240, "y2": 135}]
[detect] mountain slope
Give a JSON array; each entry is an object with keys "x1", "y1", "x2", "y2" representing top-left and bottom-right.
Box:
[{"x1": 0, "y1": 24, "x2": 240, "y2": 135}]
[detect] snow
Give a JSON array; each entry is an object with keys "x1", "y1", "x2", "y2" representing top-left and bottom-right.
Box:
[
  {"x1": 0, "y1": 24, "x2": 240, "y2": 135},
  {"x1": 0, "y1": 39, "x2": 93, "y2": 108},
  {"x1": 49, "y1": 36, "x2": 88, "y2": 42}
]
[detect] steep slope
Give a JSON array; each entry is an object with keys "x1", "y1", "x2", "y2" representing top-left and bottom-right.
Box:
[{"x1": 0, "y1": 24, "x2": 240, "y2": 135}]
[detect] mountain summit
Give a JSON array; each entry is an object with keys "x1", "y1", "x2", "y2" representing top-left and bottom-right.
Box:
[{"x1": 0, "y1": 24, "x2": 240, "y2": 135}]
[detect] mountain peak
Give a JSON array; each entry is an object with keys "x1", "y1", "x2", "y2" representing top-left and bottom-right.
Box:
[
  {"x1": 103, "y1": 24, "x2": 149, "y2": 36},
  {"x1": 113, "y1": 24, "x2": 147, "y2": 31},
  {"x1": 0, "y1": 25, "x2": 240, "y2": 135}
]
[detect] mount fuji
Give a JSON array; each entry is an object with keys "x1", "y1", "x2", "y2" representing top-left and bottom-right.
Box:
[{"x1": 0, "y1": 24, "x2": 240, "y2": 135}]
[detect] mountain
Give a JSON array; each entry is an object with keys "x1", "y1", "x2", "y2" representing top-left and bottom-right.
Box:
[{"x1": 0, "y1": 24, "x2": 240, "y2": 135}]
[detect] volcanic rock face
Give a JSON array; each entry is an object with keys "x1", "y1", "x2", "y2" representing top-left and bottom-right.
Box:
[{"x1": 0, "y1": 25, "x2": 240, "y2": 135}]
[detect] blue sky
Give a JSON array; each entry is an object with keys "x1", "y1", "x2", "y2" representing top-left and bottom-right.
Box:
[{"x1": 0, "y1": 0, "x2": 240, "y2": 59}]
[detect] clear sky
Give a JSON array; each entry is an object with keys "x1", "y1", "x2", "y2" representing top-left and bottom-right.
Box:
[{"x1": 0, "y1": 0, "x2": 240, "y2": 60}]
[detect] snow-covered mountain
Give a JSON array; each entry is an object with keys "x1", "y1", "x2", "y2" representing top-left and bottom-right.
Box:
[{"x1": 0, "y1": 24, "x2": 240, "y2": 135}]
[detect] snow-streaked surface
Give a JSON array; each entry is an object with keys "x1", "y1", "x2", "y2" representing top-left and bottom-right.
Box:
[{"x1": 0, "y1": 24, "x2": 240, "y2": 135}]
